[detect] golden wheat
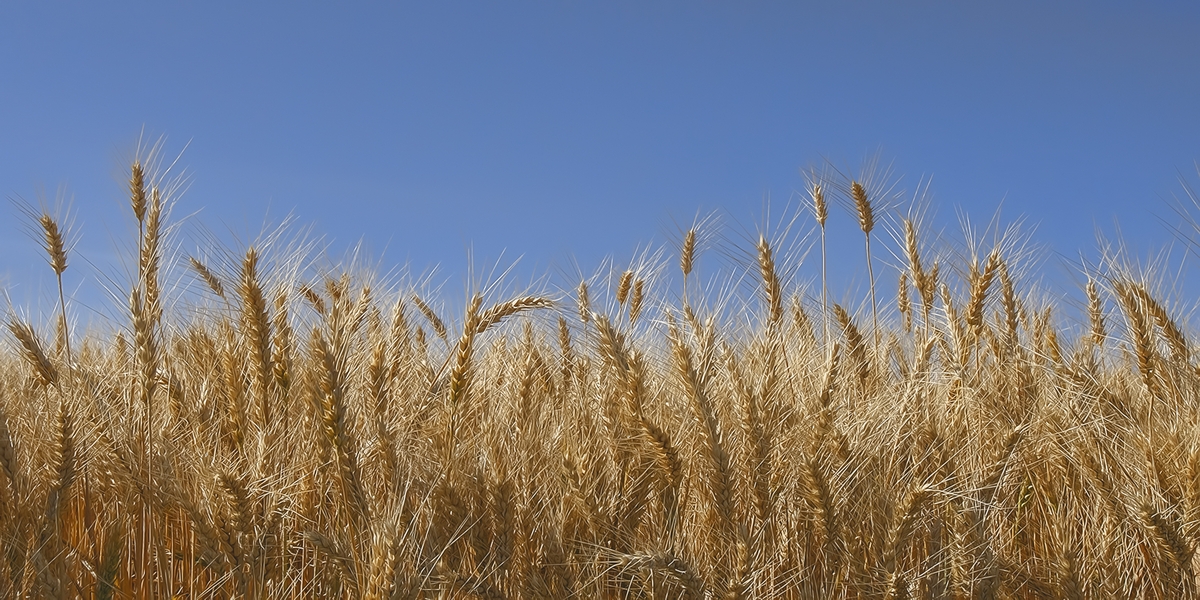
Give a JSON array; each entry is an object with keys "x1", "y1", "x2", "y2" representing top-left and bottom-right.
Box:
[{"x1": 2, "y1": 155, "x2": 1199, "y2": 598}]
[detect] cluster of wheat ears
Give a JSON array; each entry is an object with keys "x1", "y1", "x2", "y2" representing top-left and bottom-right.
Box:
[{"x1": 1, "y1": 158, "x2": 1198, "y2": 600}]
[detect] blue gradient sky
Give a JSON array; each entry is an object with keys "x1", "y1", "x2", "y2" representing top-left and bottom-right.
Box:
[{"x1": 2, "y1": 2, "x2": 1199, "y2": 321}]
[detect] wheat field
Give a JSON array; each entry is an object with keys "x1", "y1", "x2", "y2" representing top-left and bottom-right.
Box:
[{"x1": 2, "y1": 159, "x2": 1198, "y2": 599}]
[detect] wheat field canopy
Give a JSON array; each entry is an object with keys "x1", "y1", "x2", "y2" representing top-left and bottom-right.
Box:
[{"x1": 3, "y1": 161, "x2": 1200, "y2": 600}]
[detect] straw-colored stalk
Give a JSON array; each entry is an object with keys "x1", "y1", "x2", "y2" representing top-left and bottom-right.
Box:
[
  {"x1": 851, "y1": 181, "x2": 879, "y2": 345},
  {"x1": 813, "y1": 183, "x2": 829, "y2": 343},
  {"x1": 39, "y1": 214, "x2": 71, "y2": 363}
]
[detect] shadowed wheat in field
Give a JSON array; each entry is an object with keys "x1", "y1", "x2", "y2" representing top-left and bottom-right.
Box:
[{"x1": 3, "y1": 156, "x2": 1200, "y2": 599}]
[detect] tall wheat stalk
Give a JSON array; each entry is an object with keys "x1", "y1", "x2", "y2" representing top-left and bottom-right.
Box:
[{"x1": 851, "y1": 181, "x2": 879, "y2": 346}]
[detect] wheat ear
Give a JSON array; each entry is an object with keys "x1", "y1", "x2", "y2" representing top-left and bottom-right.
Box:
[
  {"x1": 130, "y1": 160, "x2": 147, "y2": 229},
  {"x1": 45, "y1": 399, "x2": 77, "y2": 524},
  {"x1": 980, "y1": 425, "x2": 1025, "y2": 508},
  {"x1": 95, "y1": 523, "x2": 123, "y2": 600},
  {"x1": 903, "y1": 219, "x2": 930, "y2": 332},
  {"x1": 8, "y1": 317, "x2": 59, "y2": 388},
  {"x1": 272, "y1": 291, "x2": 294, "y2": 399},
  {"x1": 851, "y1": 181, "x2": 879, "y2": 344},
  {"x1": 303, "y1": 530, "x2": 358, "y2": 592},
  {"x1": 443, "y1": 294, "x2": 483, "y2": 469},
  {"x1": 833, "y1": 304, "x2": 868, "y2": 386},
  {"x1": 813, "y1": 183, "x2": 829, "y2": 343},
  {"x1": 998, "y1": 260, "x2": 1019, "y2": 347},
  {"x1": 885, "y1": 486, "x2": 932, "y2": 574},
  {"x1": 965, "y1": 251, "x2": 999, "y2": 337},
  {"x1": 474, "y1": 296, "x2": 554, "y2": 334},
  {"x1": 629, "y1": 279, "x2": 646, "y2": 324},
  {"x1": 597, "y1": 314, "x2": 683, "y2": 528},
  {"x1": 39, "y1": 213, "x2": 71, "y2": 363},
  {"x1": 190, "y1": 256, "x2": 226, "y2": 298},
  {"x1": 1086, "y1": 278, "x2": 1106, "y2": 347},
  {"x1": 577, "y1": 280, "x2": 591, "y2": 323},
  {"x1": 412, "y1": 294, "x2": 448, "y2": 342},
  {"x1": 800, "y1": 454, "x2": 840, "y2": 561},
  {"x1": 617, "y1": 552, "x2": 706, "y2": 599},
  {"x1": 1115, "y1": 282, "x2": 1159, "y2": 396},
  {"x1": 617, "y1": 270, "x2": 633, "y2": 307},
  {"x1": 300, "y1": 283, "x2": 327, "y2": 315},
  {"x1": 668, "y1": 320, "x2": 738, "y2": 548},
  {"x1": 312, "y1": 331, "x2": 371, "y2": 524},
  {"x1": 681, "y1": 228, "x2": 696, "y2": 279},
  {"x1": 1130, "y1": 283, "x2": 1188, "y2": 364},
  {"x1": 757, "y1": 234, "x2": 784, "y2": 327},
  {"x1": 0, "y1": 410, "x2": 17, "y2": 489},
  {"x1": 1141, "y1": 503, "x2": 1195, "y2": 582},
  {"x1": 239, "y1": 247, "x2": 274, "y2": 426},
  {"x1": 140, "y1": 186, "x2": 163, "y2": 324}
]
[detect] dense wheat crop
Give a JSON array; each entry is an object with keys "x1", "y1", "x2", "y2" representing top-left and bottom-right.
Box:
[{"x1": 3, "y1": 158, "x2": 1200, "y2": 599}]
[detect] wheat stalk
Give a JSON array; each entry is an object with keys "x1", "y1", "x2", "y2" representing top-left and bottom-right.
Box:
[
  {"x1": 38, "y1": 214, "x2": 72, "y2": 364},
  {"x1": 851, "y1": 181, "x2": 879, "y2": 345}
]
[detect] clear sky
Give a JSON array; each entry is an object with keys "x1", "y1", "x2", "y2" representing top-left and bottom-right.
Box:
[{"x1": 2, "y1": 2, "x2": 1199, "y2": 321}]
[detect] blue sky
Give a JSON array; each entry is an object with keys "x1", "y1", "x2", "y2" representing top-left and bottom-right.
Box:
[{"x1": 2, "y1": 2, "x2": 1199, "y2": 321}]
